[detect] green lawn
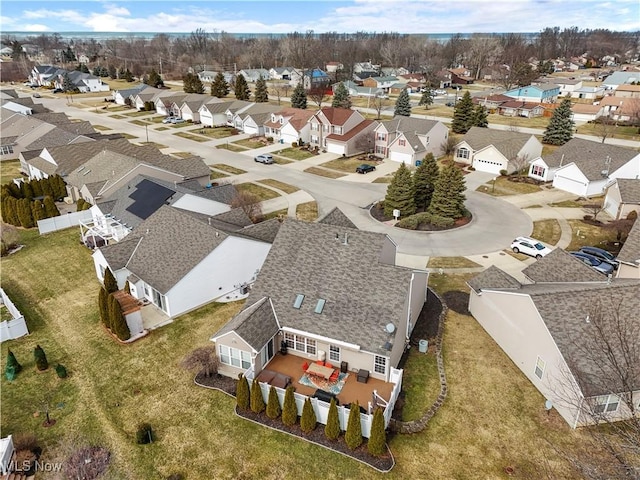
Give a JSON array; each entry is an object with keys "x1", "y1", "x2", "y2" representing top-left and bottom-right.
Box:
[
  {"x1": 123, "y1": 111, "x2": 153, "y2": 117},
  {"x1": 303, "y1": 167, "x2": 347, "y2": 179},
  {"x1": 426, "y1": 257, "x2": 482, "y2": 269},
  {"x1": 320, "y1": 157, "x2": 373, "y2": 174},
  {"x1": 189, "y1": 127, "x2": 238, "y2": 139},
  {"x1": 566, "y1": 219, "x2": 619, "y2": 251},
  {"x1": 532, "y1": 219, "x2": 562, "y2": 246},
  {"x1": 272, "y1": 148, "x2": 317, "y2": 161},
  {"x1": 1, "y1": 159, "x2": 23, "y2": 185},
  {"x1": 476, "y1": 177, "x2": 542, "y2": 196},
  {"x1": 233, "y1": 138, "x2": 268, "y2": 149},
  {"x1": 216, "y1": 143, "x2": 247, "y2": 153},
  {"x1": 130, "y1": 119, "x2": 152, "y2": 127},
  {"x1": 235, "y1": 183, "x2": 281, "y2": 201}
]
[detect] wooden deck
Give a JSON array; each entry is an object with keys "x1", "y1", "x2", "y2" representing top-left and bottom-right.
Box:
[{"x1": 264, "y1": 353, "x2": 394, "y2": 407}]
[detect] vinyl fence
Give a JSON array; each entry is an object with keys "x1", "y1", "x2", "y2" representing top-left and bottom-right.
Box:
[
  {"x1": 0, "y1": 288, "x2": 28, "y2": 342},
  {"x1": 38, "y1": 210, "x2": 93, "y2": 235}
]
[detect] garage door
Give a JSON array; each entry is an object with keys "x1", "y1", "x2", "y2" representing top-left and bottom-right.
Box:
[
  {"x1": 472, "y1": 158, "x2": 504, "y2": 175},
  {"x1": 389, "y1": 151, "x2": 413, "y2": 164},
  {"x1": 604, "y1": 193, "x2": 620, "y2": 219},
  {"x1": 327, "y1": 142, "x2": 344, "y2": 155},
  {"x1": 553, "y1": 175, "x2": 587, "y2": 196}
]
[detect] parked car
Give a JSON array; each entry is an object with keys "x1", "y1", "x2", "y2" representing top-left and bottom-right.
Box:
[
  {"x1": 435, "y1": 89, "x2": 447, "y2": 95},
  {"x1": 52, "y1": 88, "x2": 63, "y2": 93},
  {"x1": 579, "y1": 246, "x2": 618, "y2": 270},
  {"x1": 170, "y1": 117, "x2": 185, "y2": 124},
  {"x1": 570, "y1": 252, "x2": 615, "y2": 275},
  {"x1": 445, "y1": 101, "x2": 455, "y2": 107},
  {"x1": 254, "y1": 154, "x2": 274, "y2": 164},
  {"x1": 356, "y1": 164, "x2": 376, "y2": 174},
  {"x1": 162, "y1": 116, "x2": 174, "y2": 124},
  {"x1": 510, "y1": 237, "x2": 552, "y2": 259}
]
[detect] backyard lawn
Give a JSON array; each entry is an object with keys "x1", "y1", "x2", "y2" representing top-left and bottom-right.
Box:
[
  {"x1": 532, "y1": 219, "x2": 563, "y2": 246},
  {"x1": 566, "y1": 219, "x2": 620, "y2": 252},
  {"x1": 476, "y1": 176, "x2": 542, "y2": 196},
  {"x1": 1, "y1": 159, "x2": 22, "y2": 185},
  {"x1": 188, "y1": 127, "x2": 237, "y2": 139}
]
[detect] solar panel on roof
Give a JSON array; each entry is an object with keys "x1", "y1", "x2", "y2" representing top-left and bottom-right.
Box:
[{"x1": 125, "y1": 179, "x2": 175, "y2": 220}]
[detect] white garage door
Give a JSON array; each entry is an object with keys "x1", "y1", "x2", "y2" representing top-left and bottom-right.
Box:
[
  {"x1": 604, "y1": 193, "x2": 620, "y2": 218},
  {"x1": 327, "y1": 142, "x2": 344, "y2": 155},
  {"x1": 389, "y1": 151, "x2": 413, "y2": 164},
  {"x1": 472, "y1": 158, "x2": 505, "y2": 175},
  {"x1": 553, "y1": 175, "x2": 587, "y2": 196}
]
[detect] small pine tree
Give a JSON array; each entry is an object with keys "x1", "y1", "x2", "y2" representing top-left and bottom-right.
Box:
[
  {"x1": 124, "y1": 280, "x2": 131, "y2": 294},
  {"x1": 182, "y1": 72, "x2": 205, "y2": 94},
  {"x1": 451, "y1": 90, "x2": 474, "y2": 134},
  {"x1": 419, "y1": 88, "x2": 433, "y2": 109},
  {"x1": 250, "y1": 378, "x2": 266, "y2": 413},
  {"x1": 367, "y1": 407, "x2": 386, "y2": 456},
  {"x1": 281, "y1": 385, "x2": 297, "y2": 426},
  {"x1": 324, "y1": 398, "x2": 341, "y2": 440},
  {"x1": 103, "y1": 267, "x2": 118, "y2": 294},
  {"x1": 31, "y1": 199, "x2": 46, "y2": 223},
  {"x1": 253, "y1": 76, "x2": 269, "y2": 103},
  {"x1": 413, "y1": 153, "x2": 439, "y2": 211},
  {"x1": 98, "y1": 286, "x2": 110, "y2": 328},
  {"x1": 211, "y1": 72, "x2": 230, "y2": 98},
  {"x1": 30, "y1": 179, "x2": 43, "y2": 197},
  {"x1": 52, "y1": 175, "x2": 67, "y2": 198},
  {"x1": 394, "y1": 89, "x2": 411, "y2": 117},
  {"x1": 384, "y1": 162, "x2": 416, "y2": 218},
  {"x1": 266, "y1": 385, "x2": 281, "y2": 419},
  {"x1": 41, "y1": 178, "x2": 54, "y2": 198},
  {"x1": 234, "y1": 74, "x2": 251, "y2": 101},
  {"x1": 146, "y1": 69, "x2": 164, "y2": 88},
  {"x1": 43, "y1": 196, "x2": 60, "y2": 218},
  {"x1": 21, "y1": 181, "x2": 33, "y2": 200},
  {"x1": 472, "y1": 104, "x2": 488, "y2": 128},
  {"x1": 17, "y1": 198, "x2": 35, "y2": 228},
  {"x1": 300, "y1": 398, "x2": 317, "y2": 433},
  {"x1": 428, "y1": 164, "x2": 467, "y2": 219},
  {"x1": 543, "y1": 98, "x2": 575, "y2": 145},
  {"x1": 7, "y1": 350, "x2": 22, "y2": 374},
  {"x1": 344, "y1": 401, "x2": 363, "y2": 449},
  {"x1": 236, "y1": 374, "x2": 250, "y2": 410},
  {"x1": 55, "y1": 364, "x2": 68, "y2": 378},
  {"x1": 290, "y1": 82, "x2": 307, "y2": 109},
  {"x1": 4, "y1": 197, "x2": 20, "y2": 226},
  {"x1": 34, "y1": 345, "x2": 49, "y2": 371},
  {"x1": 109, "y1": 294, "x2": 130, "y2": 341},
  {"x1": 332, "y1": 82, "x2": 352, "y2": 109}
]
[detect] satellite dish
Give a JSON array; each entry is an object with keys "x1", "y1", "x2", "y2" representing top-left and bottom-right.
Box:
[
  {"x1": 545, "y1": 400, "x2": 553, "y2": 411},
  {"x1": 385, "y1": 323, "x2": 396, "y2": 334}
]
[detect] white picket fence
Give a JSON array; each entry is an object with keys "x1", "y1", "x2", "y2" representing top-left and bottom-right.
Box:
[
  {"x1": 0, "y1": 288, "x2": 28, "y2": 342},
  {"x1": 38, "y1": 210, "x2": 93, "y2": 235}
]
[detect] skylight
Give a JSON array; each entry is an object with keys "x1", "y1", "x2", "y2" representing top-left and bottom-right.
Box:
[
  {"x1": 293, "y1": 294, "x2": 304, "y2": 309},
  {"x1": 314, "y1": 299, "x2": 326, "y2": 314}
]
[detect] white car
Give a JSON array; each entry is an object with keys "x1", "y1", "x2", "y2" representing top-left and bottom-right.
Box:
[
  {"x1": 435, "y1": 89, "x2": 447, "y2": 95},
  {"x1": 510, "y1": 237, "x2": 552, "y2": 259}
]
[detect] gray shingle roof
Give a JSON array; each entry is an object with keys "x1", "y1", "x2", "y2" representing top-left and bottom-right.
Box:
[
  {"x1": 211, "y1": 297, "x2": 280, "y2": 351},
  {"x1": 318, "y1": 207, "x2": 357, "y2": 230},
  {"x1": 467, "y1": 265, "x2": 522, "y2": 292},
  {"x1": 380, "y1": 116, "x2": 439, "y2": 136},
  {"x1": 459, "y1": 127, "x2": 535, "y2": 160},
  {"x1": 616, "y1": 178, "x2": 640, "y2": 204},
  {"x1": 617, "y1": 218, "x2": 640, "y2": 265},
  {"x1": 99, "y1": 236, "x2": 140, "y2": 270},
  {"x1": 522, "y1": 248, "x2": 605, "y2": 283},
  {"x1": 245, "y1": 219, "x2": 415, "y2": 355},
  {"x1": 236, "y1": 218, "x2": 282, "y2": 243},
  {"x1": 544, "y1": 138, "x2": 638, "y2": 180}
]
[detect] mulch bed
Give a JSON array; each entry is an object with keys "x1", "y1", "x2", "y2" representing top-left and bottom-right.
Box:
[
  {"x1": 369, "y1": 203, "x2": 472, "y2": 231},
  {"x1": 195, "y1": 373, "x2": 394, "y2": 471}
]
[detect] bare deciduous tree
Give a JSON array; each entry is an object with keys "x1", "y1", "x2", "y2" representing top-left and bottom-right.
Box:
[
  {"x1": 231, "y1": 191, "x2": 262, "y2": 223},
  {"x1": 181, "y1": 345, "x2": 219, "y2": 378},
  {"x1": 370, "y1": 93, "x2": 388, "y2": 120},
  {"x1": 584, "y1": 203, "x2": 605, "y2": 222},
  {"x1": 307, "y1": 87, "x2": 327, "y2": 108}
]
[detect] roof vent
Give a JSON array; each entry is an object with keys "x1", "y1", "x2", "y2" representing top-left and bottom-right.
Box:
[
  {"x1": 385, "y1": 323, "x2": 396, "y2": 334},
  {"x1": 585, "y1": 314, "x2": 590, "y2": 323}
]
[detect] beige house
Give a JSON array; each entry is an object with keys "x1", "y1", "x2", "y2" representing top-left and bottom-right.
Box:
[
  {"x1": 467, "y1": 265, "x2": 640, "y2": 428},
  {"x1": 373, "y1": 116, "x2": 449, "y2": 164},
  {"x1": 616, "y1": 218, "x2": 640, "y2": 279},
  {"x1": 308, "y1": 107, "x2": 378, "y2": 156},
  {"x1": 604, "y1": 179, "x2": 640, "y2": 220}
]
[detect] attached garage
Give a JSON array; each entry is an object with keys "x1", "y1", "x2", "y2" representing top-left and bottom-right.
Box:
[
  {"x1": 389, "y1": 151, "x2": 413, "y2": 164},
  {"x1": 473, "y1": 157, "x2": 507, "y2": 175},
  {"x1": 327, "y1": 142, "x2": 345, "y2": 156},
  {"x1": 552, "y1": 164, "x2": 590, "y2": 197}
]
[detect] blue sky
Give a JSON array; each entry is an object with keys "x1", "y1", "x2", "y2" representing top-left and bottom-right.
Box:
[{"x1": 1, "y1": 1, "x2": 638, "y2": 34}]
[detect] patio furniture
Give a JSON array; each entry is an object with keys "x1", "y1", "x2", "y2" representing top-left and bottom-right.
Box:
[
  {"x1": 311, "y1": 389, "x2": 339, "y2": 405},
  {"x1": 302, "y1": 361, "x2": 309, "y2": 371},
  {"x1": 357, "y1": 369, "x2": 369, "y2": 384},
  {"x1": 256, "y1": 369, "x2": 291, "y2": 389},
  {"x1": 306, "y1": 362, "x2": 334, "y2": 380},
  {"x1": 340, "y1": 361, "x2": 348, "y2": 374},
  {"x1": 325, "y1": 362, "x2": 333, "y2": 369},
  {"x1": 329, "y1": 370, "x2": 340, "y2": 382}
]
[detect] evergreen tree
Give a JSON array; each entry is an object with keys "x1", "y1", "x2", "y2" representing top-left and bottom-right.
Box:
[
  {"x1": 111, "y1": 298, "x2": 130, "y2": 341},
  {"x1": 324, "y1": 398, "x2": 341, "y2": 440},
  {"x1": 394, "y1": 89, "x2": 411, "y2": 117},
  {"x1": 182, "y1": 72, "x2": 205, "y2": 94},
  {"x1": 106, "y1": 293, "x2": 117, "y2": 331},
  {"x1": 472, "y1": 104, "x2": 488, "y2": 128},
  {"x1": 543, "y1": 98, "x2": 575, "y2": 145},
  {"x1": 413, "y1": 153, "x2": 439, "y2": 211},
  {"x1": 55, "y1": 364, "x2": 68, "y2": 378},
  {"x1": 62, "y1": 73, "x2": 79, "y2": 93},
  {"x1": 300, "y1": 398, "x2": 317, "y2": 433},
  {"x1": 253, "y1": 76, "x2": 269, "y2": 103},
  {"x1": 236, "y1": 374, "x2": 250, "y2": 410},
  {"x1": 7, "y1": 350, "x2": 22, "y2": 374},
  {"x1": 266, "y1": 385, "x2": 281, "y2": 419},
  {"x1": 344, "y1": 401, "x2": 363, "y2": 449},
  {"x1": 41, "y1": 178, "x2": 54, "y2": 198},
  {"x1": 17, "y1": 198, "x2": 35, "y2": 228},
  {"x1": 418, "y1": 88, "x2": 433, "y2": 109},
  {"x1": 250, "y1": 378, "x2": 266, "y2": 413},
  {"x1": 76, "y1": 63, "x2": 89, "y2": 73},
  {"x1": 234, "y1": 74, "x2": 251, "y2": 101},
  {"x1": 118, "y1": 66, "x2": 126, "y2": 79},
  {"x1": 428, "y1": 164, "x2": 467, "y2": 219},
  {"x1": 108, "y1": 64, "x2": 117, "y2": 79},
  {"x1": 451, "y1": 91, "x2": 475, "y2": 134},
  {"x1": 146, "y1": 69, "x2": 164, "y2": 88},
  {"x1": 21, "y1": 181, "x2": 34, "y2": 200},
  {"x1": 211, "y1": 72, "x2": 230, "y2": 98},
  {"x1": 124, "y1": 280, "x2": 131, "y2": 295},
  {"x1": 43, "y1": 196, "x2": 60, "y2": 218},
  {"x1": 281, "y1": 385, "x2": 297, "y2": 426},
  {"x1": 98, "y1": 286, "x2": 109, "y2": 328},
  {"x1": 62, "y1": 46, "x2": 76, "y2": 62},
  {"x1": 34, "y1": 345, "x2": 49, "y2": 371},
  {"x1": 384, "y1": 162, "x2": 416, "y2": 218},
  {"x1": 290, "y1": 82, "x2": 307, "y2": 109},
  {"x1": 123, "y1": 69, "x2": 134, "y2": 82},
  {"x1": 31, "y1": 199, "x2": 45, "y2": 223},
  {"x1": 103, "y1": 267, "x2": 118, "y2": 294},
  {"x1": 3, "y1": 197, "x2": 19, "y2": 226},
  {"x1": 331, "y1": 83, "x2": 352, "y2": 109},
  {"x1": 53, "y1": 175, "x2": 67, "y2": 198},
  {"x1": 31, "y1": 179, "x2": 43, "y2": 197},
  {"x1": 367, "y1": 407, "x2": 386, "y2": 456}
]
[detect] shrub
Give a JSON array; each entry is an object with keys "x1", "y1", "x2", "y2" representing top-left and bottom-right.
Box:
[
  {"x1": 627, "y1": 210, "x2": 638, "y2": 221},
  {"x1": 367, "y1": 407, "x2": 386, "y2": 456},
  {"x1": 300, "y1": 398, "x2": 317, "y2": 434},
  {"x1": 324, "y1": 398, "x2": 341, "y2": 440},
  {"x1": 7, "y1": 349, "x2": 22, "y2": 374},
  {"x1": 499, "y1": 169, "x2": 508, "y2": 176},
  {"x1": 166, "y1": 475, "x2": 184, "y2": 480},
  {"x1": 429, "y1": 215, "x2": 455, "y2": 228},
  {"x1": 55, "y1": 364, "x2": 68, "y2": 378},
  {"x1": 266, "y1": 136, "x2": 274, "y2": 142},
  {"x1": 236, "y1": 374, "x2": 250, "y2": 410},
  {"x1": 396, "y1": 215, "x2": 420, "y2": 230},
  {"x1": 281, "y1": 386, "x2": 297, "y2": 426},
  {"x1": 136, "y1": 423, "x2": 154, "y2": 444},
  {"x1": 266, "y1": 386, "x2": 281, "y2": 419},
  {"x1": 250, "y1": 378, "x2": 265, "y2": 414},
  {"x1": 34, "y1": 345, "x2": 48, "y2": 371},
  {"x1": 345, "y1": 401, "x2": 363, "y2": 449},
  {"x1": 291, "y1": 142, "x2": 298, "y2": 148}
]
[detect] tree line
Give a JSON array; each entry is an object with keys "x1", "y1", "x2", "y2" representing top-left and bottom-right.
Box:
[{"x1": 0, "y1": 175, "x2": 65, "y2": 228}]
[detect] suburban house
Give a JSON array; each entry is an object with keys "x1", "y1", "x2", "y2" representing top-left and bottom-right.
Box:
[
  {"x1": 197, "y1": 70, "x2": 217, "y2": 83},
  {"x1": 332, "y1": 81, "x2": 383, "y2": 99},
  {"x1": 229, "y1": 103, "x2": 281, "y2": 136},
  {"x1": 263, "y1": 107, "x2": 315, "y2": 144},
  {"x1": 324, "y1": 62, "x2": 343, "y2": 73},
  {"x1": 448, "y1": 67, "x2": 474, "y2": 85},
  {"x1": 497, "y1": 101, "x2": 545, "y2": 118},
  {"x1": 472, "y1": 94, "x2": 514, "y2": 112},
  {"x1": 53, "y1": 70, "x2": 110, "y2": 93},
  {"x1": 467, "y1": 265, "x2": 640, "y2": 428},
  {"x1": 361, "y1": 76, "x2": 398, "y2": 93},
  {"x1": 373, "y1": 116, "x2": 449, "y2": 163},
  {"x1": 544, "y1": 138, "x2": 640, "y2": 197},
  {"x1": 29, "y1": 64, "x2": 65, "y2": 86},
  {"x1": 269, "y1": 67, "x2": 295, "y2": 80},
  {"x1": 199, "y1": 100, "x2": 251, "y2": 128},
  {"x1": 504, "y1": 84, "x2": 560, "y2": 103},
  {"x1": 616, "y1": 218, "x2": 640, "y2": 279},
  {"x1": 131, "y1": 88, "x2": 171, "y2": 111},
  {"x1": 434, "y1": 70, "x2": 452, "y2": 89},
  {"x1": 599, "y1": 96, "x2": 640, "y2": 123},
  {"x1": 570, "y1": 104, "x2": 605, "y2": 123},
  {"x1": 308, "y1": 107, "x2": 377, "y2": 156},
  {"x1": 210, "y1": 214, "x2": 428, "y2": 433},
  {"x1": 602, "y1": 71, "x2": 640, "y2": 90},
  {"x1": 112, "y1": 84, "x2": 149, "y2": 106},
  {"x1": 454, "y1": 127, "x2": 543, "y2": 175},
  {"x1": 541, "y1": 78, "x2": 583, "y2": 96},
  {"x1": 156, "y1": 94, "x2": 188, "y2": 117},
  {"x1": 570, "y1": 86, "x2": 606, "y2": 100},
  {"x1": 92, "y1": 205, "x2": 274, "y2": 320},
  {"x1": 604, "y1": 178, "x2": 640, "y2": 220},
  {"x1": 289, "y1": 68, "x2": 331, "y2": 90},
  {"x1": 612, "y1": 84, "x2": 640, "y2": 99},
  {"x1": 237, "y1": 69, "x2": 270, "y2": 83}
]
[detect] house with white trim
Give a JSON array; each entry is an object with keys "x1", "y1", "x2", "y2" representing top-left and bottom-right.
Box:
[
  {"x1": 616, "y1": 218, "x2": 640, "y2": 279},
  {"x1": 504, "y1": 84, "x2": 560, "y2": 103},
  {"x1": 373, "y1": 116, "x2": 448, "y2": 164},
  {"x1": 604, "y1": 178, "x2": 640, "y2": 220},
  {"x1": 263, "y1": 107, "x2": 315, "y2": 144},
  {"x1": 308, "y1": 107, "x2": 377, "y2": 156},
  {"x1": 198, "y1": 100, "x2": 251, "y2": 128}
]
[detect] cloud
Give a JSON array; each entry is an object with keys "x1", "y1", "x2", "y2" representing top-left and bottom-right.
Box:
[{"x1": 23, "y1": 24, "x2": 51, "y2": 32}]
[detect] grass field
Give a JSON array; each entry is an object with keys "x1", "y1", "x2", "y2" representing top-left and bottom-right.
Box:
[
  {"x1": 272, "y1": 147, "x2": 317, "y2": 161},
  {"x1": 173, "y1": 132, "x2": 210, "y2": 142},
  {"x1": 216, "y1": 143, "x2": 247, "y2": 153},
  {"x1": 235, "y1": 182, "x2": 281, "y2": 201},
  {"x1": 476, "y1": 177, "x2": 542, "y2": 196},
  {"x1": 320, "y1": 157, "x2": 373, "y2": 174},
  {"x1": 532, "y1": 219, "x2": 563, "y2": 246},
  {"x1": 210, "y1": 164, "x2": 246, "y2": 175},
  {"x1": 233, "y1": 138, "x2": 268, "y2": 149},
  {"x1": 188, "y1": 127, "x2": 237, "y2": 139},
  {"x1": 256, "y1": 179, "x2": 299, "y2": 194},
  {"x1": 566, "y1": 219, "x2": 619, "y2": 251},
  {"x1": 426, "y1": 257, "x2": 482, "y2": 269},
  {"x1": 303, "y1": 166, "x2": 347, "y2": 179},
  {"x1": 295, "y1": 201, "x2": 318, "y2": 222},
  {"x1": 1, "y1": 159, "x2": 23, "y2": 185}
]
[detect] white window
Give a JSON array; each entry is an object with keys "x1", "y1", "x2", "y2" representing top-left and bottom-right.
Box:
[
  {"x1": 218, "y1": 345, "x2": 251, "y2": 369},
  {"x1": 377, "y1": 133, "x2": 386, "y2": 141},
  {"x1": 374, "y1": 355, "x2": 387, "y2": 375},
  {"x1": 457, "y1": 147, "x2": 470, "y2": 159},
  {"x1": 1, "y1": 145, "x2": 14, "y2": 155},
  {"x1": 531, "y1": 165, "x2": 546, "y2": 177},
  {"x1": 534, "y1": 356, "x2": 545, "y2": 380},
  {"x1": 329, "y1": 345, "x2": 340, "y2": 362},
  {"x1": 332, "y1": 126, "x2": 342, "y2": 134},
  {"x1": 284, "y1": 332, "x2": 316, "y2": 355},
  {"x1": 594, "y1": 394, "x2": 620, "y2": 414}
]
